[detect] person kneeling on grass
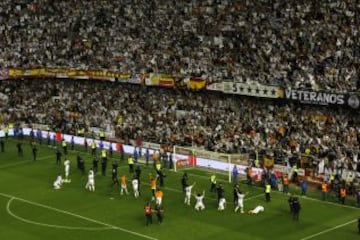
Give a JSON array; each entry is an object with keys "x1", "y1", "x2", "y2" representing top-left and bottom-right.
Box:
[
  {"x1": 194, "y1": 190, "x2": 205, "y2": 211},
  {"x1": 218, "y1": 197, "x2": 226, "y2": 211},
  {"x1": 53, "y1": 174, "x2": 64, "y2": 190},
  {"x1": 248, "y1": 205, "x2": 265, "y2": 215}
]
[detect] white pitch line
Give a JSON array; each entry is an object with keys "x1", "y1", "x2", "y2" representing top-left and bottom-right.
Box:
[
  {"x1": 0, "y1": 155, "x2": 54, "y2": 169},
  {"x1": 0, "y1": 192, "x2": 158, "y2": 240},
  {"x1": 6, "y1": 197, "x2": 111, "y2": 231},
  {"x1": 300, "y1": 219, "x2": 357, "y2": 240}
]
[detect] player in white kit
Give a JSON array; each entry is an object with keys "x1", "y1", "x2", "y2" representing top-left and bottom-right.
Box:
[
  {"x1": 132, "y1": 177, "x2": 139, "y2": 198},
  {"x1": 53, "y1": 174, "x2": 64, "y2": 190},
  {"x1": 184, "y1": 182, "x2": 196, "y2": 206},
  {"x1": 234, "y1": 191, "x2": 247, "y2": 213},
  {"x1": 248, "y1": 205, "x2": 264, "y2": 214},
  {"x1": 64, "y1": 159, "x2": 71, "y2": 183},
  {"x1": 85, "y1": 169, "x2": 95, "y2": 191},
  {"x1": 194, "y1": 190, "x2": 205, "y2": 211},
  {"x1": 218, "y1": 197, "x2": 227, "y2": 211}
]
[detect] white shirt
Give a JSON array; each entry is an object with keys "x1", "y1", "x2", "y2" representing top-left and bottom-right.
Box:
[
  {"x1": 54, "y1": 175, "x2": 63, "y2": 185},
  {"x1": 64, "y1": 160, "x2": 70, "y2": 170},
  {"x1": 88, "y1": 170, "x2": 94, "y2": 182},
  {"x1": 132, "y1": 179, "x2": 138, "y2": 189},
  {"x1": 185, "y1": 185, "x2": 194, "y2": 195},
  {"x1": 195, "y1": 194, "x2": 204, "y2": 204},
  {"x1": 253, "y1": 206, "x2": 264, "y2": 213},
  {"x1": 237, "y1": 192, "x2": 245, "y2": 202}
]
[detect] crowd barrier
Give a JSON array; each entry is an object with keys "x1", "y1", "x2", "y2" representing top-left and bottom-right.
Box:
[{"x1": 0, "y1": 128, "x2": 311, "y2": 183}]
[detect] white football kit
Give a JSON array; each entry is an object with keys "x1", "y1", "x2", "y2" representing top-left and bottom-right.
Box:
[
  {"x1": 85, "y1": 170, "x2": 95, "y2": 191},
  {"x1": 234, "y1": 192, "x2": 245, "y2": 213},
  {"x1": 53, "y1": 175, "x2": 63, "y2": 190},
  {"x1": 249, "y1": 205, "x2": 264, "y2": 214},
  {"x1": 132, "y1": 179, "x2": 139, "y2": 198},
  {"x1": 218, "y1": 197, "x2": 226, "y2": 211},
  {"x1": 194, "y1": 193, "x2": 205, "y2": 211},
  {"x1": 184, "y1": 185, "x2": 195, "y2": 205},
  {"x1": 64, "y1": 160, "x2": 71, "y2": 182}
]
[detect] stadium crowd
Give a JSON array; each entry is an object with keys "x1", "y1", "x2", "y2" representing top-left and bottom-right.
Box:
[
  {"x1": 0, "y1": 79, "x2": 359, "y2": 178},
  {"x1": 0, "y1": 0, "x2": 360, "y2": 196},
  {"x1": 0, "y1": 0, "x2": 359, "y2": 91}
]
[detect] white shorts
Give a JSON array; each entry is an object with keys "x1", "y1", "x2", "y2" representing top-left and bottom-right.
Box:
[
  {"x1": 156, "y1": 197, "x2": 162, "y2": 206},
  {"x1": 237, "y1": 200, "x2": 244, "y2": 208},
  {"x1": 195, "y1": 202, "x2": 205, "y2": 210}
]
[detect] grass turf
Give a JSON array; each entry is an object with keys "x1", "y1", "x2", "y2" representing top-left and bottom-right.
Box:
[{"x1": 0, "y1": 138, "x2": 359, "y2": 240}]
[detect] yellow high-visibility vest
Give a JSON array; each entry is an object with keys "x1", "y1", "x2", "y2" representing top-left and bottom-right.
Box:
[
  {"x1": 156, "y1": 162, "x2": 161, "y2": 171},
  {"x1": 128, "y1": 157, "x2": 134, "y2": 165},
  {"x1": 210, "y1": 175, "x2": 216, "y2": 184},
  {"x1": 101, "y1": 150, "x2": 106, "y2": 158},
  {"x1": 265, "y1": 184, "x2": 271, "y2": 193}
]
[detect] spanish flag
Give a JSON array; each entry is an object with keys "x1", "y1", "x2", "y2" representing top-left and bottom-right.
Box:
[{"x1": 188, "y1": 77, "x2": 206, "y2": 90}]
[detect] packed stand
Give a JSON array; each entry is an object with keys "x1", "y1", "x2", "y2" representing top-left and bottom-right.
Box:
[
  {"x1": 0, "y1": 0, "x2": 359, "y2": 91},
  {"x1": 1, "y1": 79, "x2": 359, "y2": 176}
]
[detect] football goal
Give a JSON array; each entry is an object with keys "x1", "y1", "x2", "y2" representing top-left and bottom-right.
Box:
[{"x1": 173, "y1": 145, "x2": 249, "y2": 183}]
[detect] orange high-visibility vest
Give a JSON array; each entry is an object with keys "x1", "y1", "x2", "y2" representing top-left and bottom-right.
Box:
[
  {"x1": 321, "y1": 183, "x2": 328, "y2": 192},
  {"x1": 121, "y1": 175, "x2": 126, "y2": 185},
  {"x1": 150, "y1": 178, "x2": 156, "y2": 190},
  {"x1": 155, "y1": 191, "x2": 163, "y2": 199},
  {"x1": 340, "y1": 188, "x2": 346, "y2": 198}
]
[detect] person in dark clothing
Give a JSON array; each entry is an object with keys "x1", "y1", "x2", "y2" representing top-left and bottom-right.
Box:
[
  {"x1": 17, "y1": 142, "x2": 23, "y2": 156},
  {"x1": 233, "y1": 184, "x2": 240, "y2": 205},
  {"x1": 109, "y1": 142, "x2": 113, "y2": 157},
  {"x1": 157, "y1": 169, "x2": 166, "y2": 187},
  {"x1": 181, "y1": 173, "x2": 188, "y2": 193},
  {"x1": 32, "y1": 142, "x2": 37, "y2": 161},
  {"x1": 0, "y1": 138, "x2": 4, "y2": 152},
  {"x1": 78, "y1": 155, "x2": 85, "y2": 174},
  {"x1": 46, "y1": 132, "x2": 51, "y2": 145},
  {"x1": 153, "y1": 204, "x2": 164, "y2": 224},
  {"x1": 144, "y1": 202, "x2": 153, "y2": 226},
  {"x1": 216, "y1": 183, "x2": 224, "y2": 204},
  {"x1": 70, "y1": 136, "x2": 75, "y2": 150},
  {"x1": 288, "y1": 194, "x2": 295, "y2": 215},
  {"x1": 292, "y1": 197, "x2": 301, "y2": 220},
  {"x1": 93, "y1": 156, "x2": 99, "y2": 174},
  {"x1": 101, "y1": 156, "x2": 107, "y2": 176},
  {"x1": 112, "y1": 168, "x2": 119, "y2": 186},
  {"x1": 56, "y1": 148, "x2": 62, "y2": 166},
  {"x1": 112, "y1": 160, "x2": 118, "y2": 172},
  {"x1": 135, "y1": 165, "x2": 142, "y2": 179}
]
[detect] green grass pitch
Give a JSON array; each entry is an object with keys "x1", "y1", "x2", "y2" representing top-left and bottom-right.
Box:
[{"x1": 0, "y1": 138, "x2": 359, "y2": 240}]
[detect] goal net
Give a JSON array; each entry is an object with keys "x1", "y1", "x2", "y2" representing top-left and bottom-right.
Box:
[{"x1": 173, "y1": 145, "x2": 249, "y2": 183}]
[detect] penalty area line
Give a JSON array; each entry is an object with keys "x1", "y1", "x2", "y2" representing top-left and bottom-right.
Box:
[
  {"x1": 6, "y1": 197, "x2": 111, "y2": 231},
  {"x1": 0, "y1": 192, "x2": 159, "y2": 240},
  {"x1": 0, "y1": 155, "x2": 54, "y2": 169},
  {"x1": 299, "y1": 219, "x2": 357, "y2": 240}
]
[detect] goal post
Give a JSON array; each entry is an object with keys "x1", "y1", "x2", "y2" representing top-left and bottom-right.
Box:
[{"x1": 173, "y1": 145, "x2": 249, "y2": 183}]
